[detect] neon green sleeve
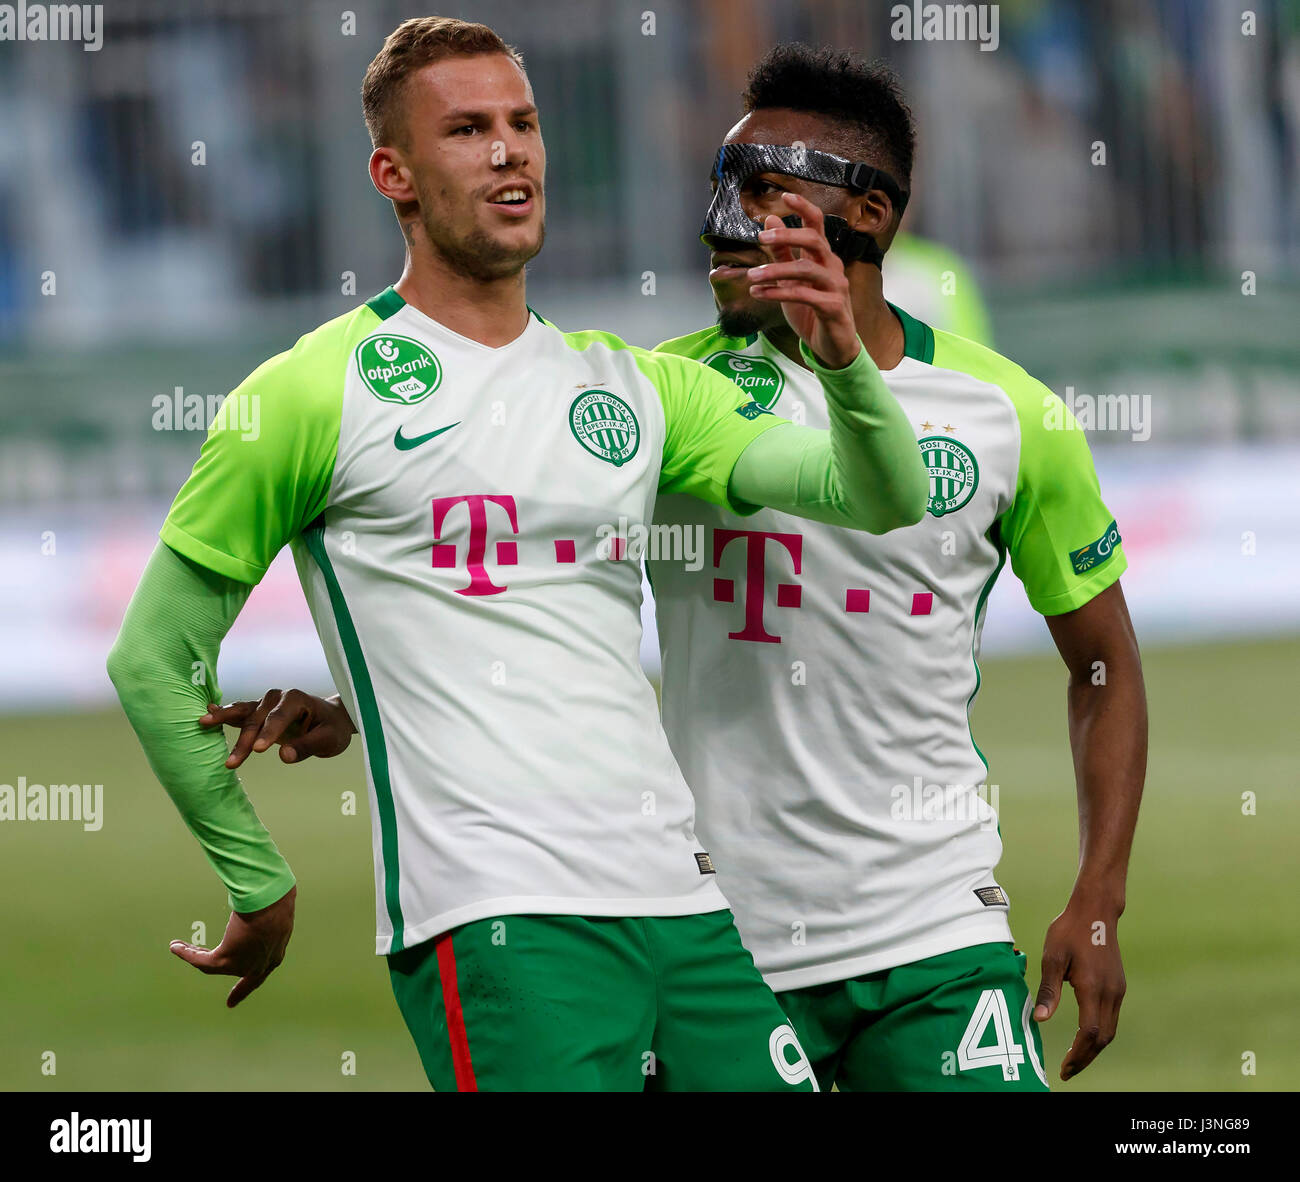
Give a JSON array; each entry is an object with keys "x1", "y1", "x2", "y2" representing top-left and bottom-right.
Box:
[
  {"x1": 631, "y1": 348, "x2": 789, "y2": 511},
  {"x1": 639, "y1": 343, "x2": 927, "y2": 531},
  {"x1": 106, "y1": 542, "x2": 296, "y2": 913},
  {"x1": 160, "y1": 307, "x2": 367, "y2": 584},
  {"x1": 728, "y1": 344, "x2": 930, "y2": 532},
  {"x1": 1002, "y1": 400, "x2": 1127, "y2": 614}
]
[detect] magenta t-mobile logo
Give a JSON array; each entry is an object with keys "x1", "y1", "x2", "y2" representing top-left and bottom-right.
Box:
[
  {"x1": 712, "y1": 528, "x2": 803, "y2": 643},
  {"x1": 431, "y1": 494, "x2": 520, "y2": 596}
]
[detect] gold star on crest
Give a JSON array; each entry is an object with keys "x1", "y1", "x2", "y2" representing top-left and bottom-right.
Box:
[
  {"x1": 920, "y1": 420, "x2": 934, "y2": 431},
  {"x1": 943, "y1": 423, "x2": 957, "y2": 433}
]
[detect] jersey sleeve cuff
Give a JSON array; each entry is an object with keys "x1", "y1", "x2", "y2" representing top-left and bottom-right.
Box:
[
  {"x1": 228, "y1": 868, "x2": 297, "y2": 915},
  {"x1": 159, "y1": 520, "x2": 267, "y2": 586},
  {"x1": 799, "y1": 340, "x2": 869, "y2": 384},
  {"x1": 1028, "y1": 548, "x2": 1128, "y2": 616}
]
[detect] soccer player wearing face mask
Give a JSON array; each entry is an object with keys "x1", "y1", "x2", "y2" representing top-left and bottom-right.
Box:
[
  {"x1": 105, "y1": 21, "x2": 930, "y2": 1092},
  {"x1": 646, "y1": 45, "x2": 1146, "y2": 1091},
  {"x1": 193, "y1": 41, "x2": 1147, "y2": 1093}
]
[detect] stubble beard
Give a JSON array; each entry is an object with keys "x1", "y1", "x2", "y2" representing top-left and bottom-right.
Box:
[
  {"x1": 420, "y1": 205, "x2": 545, "y2": 283},
  {"x1": 717, "y1": 299, "x2": 778, "y2": 340}
]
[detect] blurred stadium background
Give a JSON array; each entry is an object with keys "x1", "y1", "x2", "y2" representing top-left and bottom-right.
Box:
[{"x1": 1, "y1": 0, "x2": 1297, "y2": 1090}]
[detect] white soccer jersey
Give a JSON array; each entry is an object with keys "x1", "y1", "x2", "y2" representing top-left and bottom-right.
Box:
[
  {"x1": 162, "y1": 288, "x2": 787, "y2": 953},
  {"x1": 650, "y1": 308, "x2": 1127, "y2": 990}
]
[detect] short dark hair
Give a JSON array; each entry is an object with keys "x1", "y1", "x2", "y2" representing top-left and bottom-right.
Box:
[
  {"x1": 362, "y1": 16, "x2": 525, "y2": 149},
  {"x1": 742, "y1": 44, "x2": 916, "y2": 193}
]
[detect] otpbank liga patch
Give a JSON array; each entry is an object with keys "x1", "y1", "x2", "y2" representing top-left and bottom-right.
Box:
[{"x1": 356, "y1": 334, "x2": 442, "y2": 404}]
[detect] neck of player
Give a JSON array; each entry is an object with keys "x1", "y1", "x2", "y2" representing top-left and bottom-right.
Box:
[
  {"x1": 763, "y1": 262, "x2": 906, "y2": 372},
  {"x1": 394, "y1": 238, "x2": 531, "y2": 350}
]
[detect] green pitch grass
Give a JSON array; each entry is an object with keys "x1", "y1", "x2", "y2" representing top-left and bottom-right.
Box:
[{"x1": 1, "y1": 637, "x2": 1295, "y2": 1091}]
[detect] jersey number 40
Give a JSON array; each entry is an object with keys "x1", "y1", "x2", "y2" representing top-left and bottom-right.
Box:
[{"x1": 956, "y1": 988, "x2": 1027, "y2": 1082}]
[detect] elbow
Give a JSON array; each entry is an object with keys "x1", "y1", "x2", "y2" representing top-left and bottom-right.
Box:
[
  {"x1": 106, "y1": 634, "x2": 148, "y2": 699},
  {"x1": 899, "y1": 486, "x2": 930, "y2": 527},
  {"x1": 897, "y1": 483, "x2": 930, "y2": 530},
  {"x1": 906, "y1": 462, "x2": 932, "y2": 525},
  {"x1": 866, "y1": 479, "x2": 929, "y2": 535},
  {"x1": 866, "y1": 514, "x2": 917, "y2": 536},
  {"x1": 105, "y1": 639, "x2": 125, "y2": 690},
  {"x1": 897, "y1": 463, "x2": 933, "y2": 530}
]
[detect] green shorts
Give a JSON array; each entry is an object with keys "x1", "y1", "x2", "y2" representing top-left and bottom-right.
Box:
[
  {"x1": 777, "y1": 942, "x2": 1050, "y2": 1092},
  {"x1": 387, "y1": 909, "x2": 818, "y2": 1091}
]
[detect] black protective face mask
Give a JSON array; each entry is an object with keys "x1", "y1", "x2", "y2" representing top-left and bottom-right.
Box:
[{"x1": 700, "y1": 142, "x2": 908, "y2": 268}]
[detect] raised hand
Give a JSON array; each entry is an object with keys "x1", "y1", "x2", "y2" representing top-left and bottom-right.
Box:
[{"x1": 746, "y1": 192, "x2": 860, "y2": 370}]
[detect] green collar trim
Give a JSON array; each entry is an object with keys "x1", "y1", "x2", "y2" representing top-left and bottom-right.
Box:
[
  {"x1": 365, "y1": 286, "x2": 406, "y2": 321},
  {"x1": 366, "y1": 287, "x2": 550, "y2": 330},
  {"x1": 888, "y1": 301, "x2": 934, "y2": 364}
]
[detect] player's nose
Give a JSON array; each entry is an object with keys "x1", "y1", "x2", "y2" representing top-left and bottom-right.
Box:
[{"x1": 491, "y1": 121, "x2": 531, "y2": 169}]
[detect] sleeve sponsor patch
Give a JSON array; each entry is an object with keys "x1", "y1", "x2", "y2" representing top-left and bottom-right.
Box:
[
  {"x1": 1068, "y1": 519, "x2": 1121, "y2": 574},
  {"x1": 734, "y1": 400, "x2": 774, "y2": 420}
]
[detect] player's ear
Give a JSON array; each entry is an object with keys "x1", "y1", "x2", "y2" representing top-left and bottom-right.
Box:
[
  {"x1": 369, "y1": 146, "x2": 417, "y2": 204},
  {"x1": 850, "y1": 190, "x2": 893, "y2": 239}
]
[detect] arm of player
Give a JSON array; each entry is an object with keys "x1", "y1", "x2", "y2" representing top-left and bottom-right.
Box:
[
  {"x1": 727, "y1": 343, "x2": 928, "y2": 532},
  {"x1": 730, "y1": 192, "x2": 928, "y2": 532},
  {"x1": 998, "y1": 380, "x2": 1145, "y2": 1081},
  {"x1": 1035, "y1": 581, "x2": 1147, "y2": 1080},
  {"x1": 106, "y1": 541, "x2": 297, "y2": 1008}
]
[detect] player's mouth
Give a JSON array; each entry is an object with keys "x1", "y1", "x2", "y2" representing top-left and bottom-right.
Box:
[
  {"x1": 486, "y1": 182, "x2": 536, "y2": 218},
  {"x1": 709, "y1": 250, "x2": 765, "y2": 283}
]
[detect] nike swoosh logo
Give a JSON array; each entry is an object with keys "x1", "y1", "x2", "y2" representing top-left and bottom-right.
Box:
[{"x1": 394, "y1": 421, "x2": 460, "y2": 450}]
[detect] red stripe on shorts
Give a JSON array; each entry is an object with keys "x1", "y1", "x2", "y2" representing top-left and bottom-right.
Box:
[{"x1": 435, "y1": 932, "x2": 478, "y2": 1091}]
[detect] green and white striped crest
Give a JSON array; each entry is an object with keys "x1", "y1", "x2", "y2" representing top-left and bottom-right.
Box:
[
  {"x1": 920, "y1": 436, "x2": 979, "y2": 517},
  {"x1": 569, "y1": 390, "x2": 640, "y2": 467}
]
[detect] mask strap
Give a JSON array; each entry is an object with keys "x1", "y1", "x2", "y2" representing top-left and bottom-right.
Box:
[
  {"x1": 781, "y1": 214, "x2": 886, "y2": 268},
  {"x1": 794, "y1": 159, "x2": 907, "y2": 267},
  {"x1": 844, "y1": 162, "x2": 910, "y2": 216}
]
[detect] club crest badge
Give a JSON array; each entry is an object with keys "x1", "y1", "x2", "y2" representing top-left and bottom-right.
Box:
[
  {"x1": 919, "y1": 436, "x2": 979, "y2": 517},
  {"x1": 569, "y1": 390, "x2": 640, "y2": 467}
]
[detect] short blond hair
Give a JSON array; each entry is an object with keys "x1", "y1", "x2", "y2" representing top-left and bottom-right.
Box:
[{"x1": 361, "y1": 16, "x2": 525, "y2": 148}]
